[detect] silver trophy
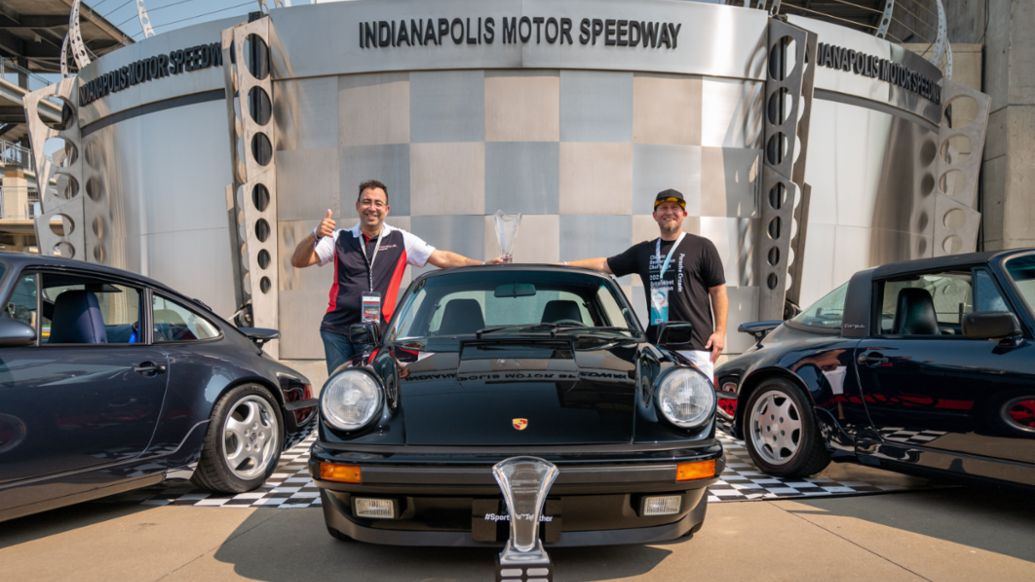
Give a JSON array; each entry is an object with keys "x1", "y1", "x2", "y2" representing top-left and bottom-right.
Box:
[
  {"x1": 493, "y1": 456, "x2": 558, "y2": 582},
  {"x1": 494, "y1": 211, "x2": 522, "y2": 263}
]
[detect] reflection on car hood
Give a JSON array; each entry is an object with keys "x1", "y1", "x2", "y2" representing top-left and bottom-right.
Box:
[{"x1": 392, "y1": 339, "x2": 638, "y2": 446}]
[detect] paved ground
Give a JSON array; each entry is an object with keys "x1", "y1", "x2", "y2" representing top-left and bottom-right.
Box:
[{"x1": 2, "y1": 476, "x2": 1033, "y2": 582}]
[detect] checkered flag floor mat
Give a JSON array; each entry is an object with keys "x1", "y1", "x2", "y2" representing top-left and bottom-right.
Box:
[{"x1": 126, "y1": 429, "x2": 927, "y2": 509}]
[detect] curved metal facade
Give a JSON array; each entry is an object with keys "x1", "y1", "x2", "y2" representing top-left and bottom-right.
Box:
[{"x1": 30, "y1": 0, "x2": 985, "y2": 357}]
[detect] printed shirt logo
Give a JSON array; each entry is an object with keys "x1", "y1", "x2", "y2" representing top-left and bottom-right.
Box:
[{"x1": 512, "y1": 418, "x2": 528, "y2": 431}]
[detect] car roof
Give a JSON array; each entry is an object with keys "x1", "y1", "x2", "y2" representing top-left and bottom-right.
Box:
[
  {"x1": 412, "y1": 263, "x2": 618, "y2": 284},
  {"x1": 862, "y1": 248, "x2": 1035, "y2": 279},
  {"x1": 0, "y1": 251, "x2": 207, "y2": 309}
]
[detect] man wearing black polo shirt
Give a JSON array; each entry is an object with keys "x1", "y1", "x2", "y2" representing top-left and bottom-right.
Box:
[
  {"x1": 291, "y1": 179, "x2": 486, "y2": 372},
  {"x1": 565, "y1": 189, "x2": 728, "y2": 378}
]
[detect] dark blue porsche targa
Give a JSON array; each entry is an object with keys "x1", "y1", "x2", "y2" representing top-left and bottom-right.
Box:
[{"x1": 0, "y1": 252, "x2": 317, "y2": 522}]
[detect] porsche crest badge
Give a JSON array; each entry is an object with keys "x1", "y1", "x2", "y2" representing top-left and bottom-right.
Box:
[{"x1": 512, "y1": 418, "x2": 529, "y2": 431}]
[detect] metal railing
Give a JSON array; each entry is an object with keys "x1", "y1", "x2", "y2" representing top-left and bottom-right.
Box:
[
  {"x1": 726, "y1": 1, "x2": 952, "y2": 77},
  {"x1": 0, "y1": 139, "x2": 33, "y2": 171},
  {"x1": 0, "y1": 57, "x2": 56, "y2": 93}
]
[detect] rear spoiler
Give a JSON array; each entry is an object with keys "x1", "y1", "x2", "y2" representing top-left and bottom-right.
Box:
[
  {"x1": 737, "y1": 320, "x2": 782, "y2": 342},
  {"x1": 238, "y1": 327, "x2": 279, "y2": 347}
]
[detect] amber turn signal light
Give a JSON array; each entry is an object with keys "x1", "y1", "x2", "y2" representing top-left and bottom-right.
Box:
[
  {"x1": 676, "y1": 459, "x2": 717, "y2": 481},
  {"x1": 320, "y1": 462, "x2": 362, "y2": 483}
]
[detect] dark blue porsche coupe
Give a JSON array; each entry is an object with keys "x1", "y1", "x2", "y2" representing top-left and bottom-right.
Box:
[
  {"x1": 715, "y1": 249, "x2": 1035, "y2": 488},
  {"x1": 0, "y1": 253, "x2": 317, "y2": 522}
]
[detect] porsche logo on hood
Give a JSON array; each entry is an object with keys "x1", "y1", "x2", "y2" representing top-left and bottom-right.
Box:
[{"x1": 512, "y1": 418, "x2": 529, "y2": 431}]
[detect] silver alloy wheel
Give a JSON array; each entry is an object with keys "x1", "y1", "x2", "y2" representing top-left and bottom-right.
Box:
[
  {"x1": 221, "y1": 394, "x2": 280, "y2": 480},
  {"x1": 748, "y1": 389, "x2": 803, "y2": 466}
]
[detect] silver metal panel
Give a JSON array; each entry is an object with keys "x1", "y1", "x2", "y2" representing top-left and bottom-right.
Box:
[
  {"x1": 338, "y1": 144, "x2": 411, "y2": 216},
  {"x1": 559, "y1": 71, "x2": 633, "y2": 142},
  {"x1": 699, "y1": 147, "x2": 761, "y2": 219},
  {"x1": 275, "y1": 148, "x2": 340, "y2": 221},
  {"x1": 77, "y1": 17, "x2": 241, "y2": 125},
  {"x1": 410, "y1": 71, "x2": 485, "y2": 142},
  {"x1": 409, "y1": 215, "x2": 486, "y2": 277},
  {"x1": 276, "y1": 77, "x2": 341, "y2": 150},
  {"x1": 700, "y1": 216, "x2": 756, "y2": 288},
  {"x1": 145, "y1": 228, "x2": 236, "y2": 316},
  {"x1": 268, "y1": 1, "x2": 768, "y2": 81},
  {"x1": 797, "y1": 222, "x2": 839, "y2": 307},
  {"x1": 279, "y1": 219, "x2": 333, "y2": 359},
  {"x1": 557, "y1": 215, "x2": 631, "y2": 263},
  {"x1": 485, "y1": 142, "x2": 560, "y2": 214},
  {"x1": 410, "y1": 143, "x2": 486, "y2": 216},
  {"x1": 787, "y1": 15, "x2": 943, "y2": 125},
  {"x1": 725, "y1": 285, "x2": 760, "y2": 354},
  {"x1": 631, "y1": 145, "x2": 702, "y2": 215},
  {"x1": 700, "y1": 78, "x2": 764, "y2": 149}
]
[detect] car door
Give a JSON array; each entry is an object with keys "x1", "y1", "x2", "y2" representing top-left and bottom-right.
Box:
[
  {"x1": 0, "y1": 269, "x2": 169, "y2": 505},
  {"x1": 854, "y1": 266, "x2": 1035, "y2": 466}
]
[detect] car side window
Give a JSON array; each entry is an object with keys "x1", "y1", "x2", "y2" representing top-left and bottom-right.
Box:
[
  {"x1": 40, "y1": 273, "x2": 142, "y2": 345},
  {"x1": 878, "y1": 271, "x2": 976, "y2": 336},
  {"x1": 152, "y1": 295, "x2": 220, "y2": 342},
  {"x1": 4, "y1": 273, "x2": 39, "y2": 339},
  {"x1": 973, "y1": 269, "x2": 1011, "y2": 313}
]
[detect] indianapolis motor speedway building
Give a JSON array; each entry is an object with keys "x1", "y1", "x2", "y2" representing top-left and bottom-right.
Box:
[{"x1": 21, "y1": 0, "x2": 991, "y2": 359}]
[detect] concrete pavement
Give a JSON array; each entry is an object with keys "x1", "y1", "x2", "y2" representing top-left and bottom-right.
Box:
[{"x1": 2, "y1": 484, "x2": 1033, "y2": 581}]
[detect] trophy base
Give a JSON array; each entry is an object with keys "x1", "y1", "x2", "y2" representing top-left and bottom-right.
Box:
[{"x1": 496, "y1": 551, "x2": 552, "y2": 582}]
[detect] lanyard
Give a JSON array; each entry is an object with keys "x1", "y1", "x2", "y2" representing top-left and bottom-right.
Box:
[
  {"x1": 655, "y1": 232, "x2": 686, "y2": 280},
  {"x1": 358, "y1": 229, "x2": 384, "y2": 292}
]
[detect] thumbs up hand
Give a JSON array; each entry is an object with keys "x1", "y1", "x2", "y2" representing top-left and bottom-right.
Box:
[{"x1": 315, "y1": 209, "x2": 336, "y2": 239}]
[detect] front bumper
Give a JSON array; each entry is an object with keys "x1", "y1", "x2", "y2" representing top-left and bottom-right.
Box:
[{"x1": 309, "y1": 440, "x2": 723, "y2": 547}]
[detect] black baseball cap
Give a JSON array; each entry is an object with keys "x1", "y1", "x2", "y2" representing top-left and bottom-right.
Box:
[{"x1": 654, "y1": 188, "x2": 686, "y2": 209}]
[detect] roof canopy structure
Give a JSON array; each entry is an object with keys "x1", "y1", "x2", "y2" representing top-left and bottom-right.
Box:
[{"x1": 0, "y1": 0, "x2": 132, "y2": 74}]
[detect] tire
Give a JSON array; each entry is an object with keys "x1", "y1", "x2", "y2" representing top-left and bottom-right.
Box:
[
  {"x1": 742, "y1": 378, "x2": 830, "y2": 478},
  {"x1": 192, "y1": 384, "x2": 284, "y2": 493}
]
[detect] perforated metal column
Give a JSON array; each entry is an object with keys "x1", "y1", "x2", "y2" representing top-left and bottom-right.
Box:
[
  {"x1": 758, "y1": 18, "x2": 816, "y2": 320},
  {"x1": 222, "y1": 17, "x2": 280, "y2": 356},
  {"x1": 931, "y1": 79, "x2": 989, "y2": 256},
  {"x1": 24, "y1": 79, "x2": 94, "y2": 261}
]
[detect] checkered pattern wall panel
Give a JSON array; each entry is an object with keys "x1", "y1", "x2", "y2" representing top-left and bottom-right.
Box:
[{"x1": 276, "y1": 70, "x2": 763, "y2": 358}]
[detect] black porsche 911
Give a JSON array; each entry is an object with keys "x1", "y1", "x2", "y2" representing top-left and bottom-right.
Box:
[
  {"x1": 0, "y1": 253, "x2": 317, "y2": 522},
  {"x1": 715, "y1": 249, "x2": 1035, "y2": 488},
  {"x1": 309, "y1": 265, "x2": 723, "y2": 547}
]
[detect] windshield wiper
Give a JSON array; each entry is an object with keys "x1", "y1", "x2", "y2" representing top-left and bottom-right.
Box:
[
  {"x1": 475, "y1": 323, "x2": 635, "y2": 339},
  {"x1": 474, "y1": 322, "x2": 580, "y2": 338}
]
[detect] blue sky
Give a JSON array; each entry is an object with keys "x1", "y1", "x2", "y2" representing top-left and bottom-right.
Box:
[{"x1": 87, "y1": 0, "x2": 295, "y2": 41}]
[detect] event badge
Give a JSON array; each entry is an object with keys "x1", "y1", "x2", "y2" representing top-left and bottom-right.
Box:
[
  {"x1": 361, "y1": 292, "x2": 382, "y2": 323},
  {"x1": 650, "y1": 288, "x2": 669, "y2": 325}
]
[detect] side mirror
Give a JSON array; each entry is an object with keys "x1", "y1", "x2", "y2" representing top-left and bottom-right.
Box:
[
  {"x1": 0, "y1": 317, "x2": 37, "y2": 347},
  {"x1": 738, "y1": 320, "x2": 783, "y2": 342},
  {"x1": 962, "y1": 312, "x2": 1022, "y2": 340},
  {"x1": 238, "y1": 327, "x2": 279, "y2": 347},
  {"x1": 654, "y1": 321, "x2": 694, "y2": 350},
  {"x1": 348, "y1": 321, "x2": 381, "y2": 347}
]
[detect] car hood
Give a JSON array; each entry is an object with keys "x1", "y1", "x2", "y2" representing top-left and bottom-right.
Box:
[{"x1": 390, "y1": 338, "x2": 639, "y2": 445}]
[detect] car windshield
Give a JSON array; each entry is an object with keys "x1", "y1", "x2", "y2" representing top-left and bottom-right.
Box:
[
  {"x1": 791, "y1": 281, "x2": 849, "y2": 329},
  {"x1": 387, "y1": 269, "x2": 641, "y2": 341},
  {"x1": 1005, "y1": 252, "x2": 1035, "y2": 315}
]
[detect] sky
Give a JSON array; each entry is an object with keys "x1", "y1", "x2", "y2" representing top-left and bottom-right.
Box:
[{"x1": 86, "y1": 0, "x2": 318, "y2": 42}]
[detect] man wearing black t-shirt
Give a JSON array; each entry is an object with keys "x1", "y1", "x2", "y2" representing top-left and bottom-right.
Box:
[
  {"x1": 291, "y1": 179, "x2": 488, "y2": 373},
  {"x1": 566, "y1": 189, "x2": 728, "y2": 378}
]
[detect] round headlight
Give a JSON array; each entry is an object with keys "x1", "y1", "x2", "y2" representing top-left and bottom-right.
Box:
[
  {"x1": 657, "y1": 368, "x2": 716, "y2": 428},
  {"x1": 321, "y1": 370, "x2": 383, "y2": 431}
]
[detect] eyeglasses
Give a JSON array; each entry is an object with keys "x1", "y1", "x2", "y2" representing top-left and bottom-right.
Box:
[{"x1": 359, "y1": 198, "x2": 387, "y2": 208}]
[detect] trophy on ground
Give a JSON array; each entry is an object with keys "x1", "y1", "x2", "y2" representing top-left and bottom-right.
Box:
[
  {"x1": 494, "y1": 210, "x2": 521, "y2": 264},
  {"x1": 493, "y1": 456, "x2": 558, "y2": 582}
]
